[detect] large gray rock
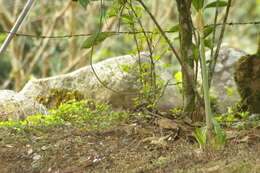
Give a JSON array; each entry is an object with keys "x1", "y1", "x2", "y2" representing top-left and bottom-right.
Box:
[
  {"x1": 20, "y1": 54, "x2": 154, "y2": 108},
  {"x1": 20, "y1": 53, "x2": 181, "y2": 110},
  {"x1": 2, "y1": 53, "x2": 177, "y2": 120},
  {"x1": 158, "y1": 45, "x2": 246, "y2": 113},
  {"x1": 208, "y1": 45, "x2": 246, "y2": 113},
  {"x1": 0, "y1": 90, "x2": 48, "y2": 121},
  {"x1": 0, "y1": 46, "x2": 245, "y2": 121}
]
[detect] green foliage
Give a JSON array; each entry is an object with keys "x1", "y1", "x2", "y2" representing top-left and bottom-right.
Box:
[
  {"x1": 0, "y1": 55, "x2": 12, "y2": 85},
  {"x1": 50, "y1": 99, "x2": 128, "y2": 129},
  {"x1": 193, "y1": 44, "x2": 200, "y2": 61},
  {"x1": 120, "y1": 14, "x2": 137, "y2": 24},
  {"x1": 170, "y1": 108, "x2": 182, "y2": 117},
  {"x1": 226, "y1": 87, "x2": 236, "y2": 97},
  {"x1": 204, "y1": 39, "x2": 213, "y2": 49},
  {"x1": 174, "y1": 71, "x2": 183, "y2": 90},
  {"x1": 212, "y1": 118, "x2": 226, "y2": 149},
  {"x1": 192, "y1": 0, "x2": 205, "y2": 12},
  {"x1": 79, "y1": 0, "x2": 91, "y2": 9},
  {"x1": 214, "y1": 109, "x2": 260, "y2": 129},
  {"x1": 120, "y1": 64, "x2": 132, "y2": 73},
  {"x1": 204, "y1": 1, "x2": 228, "y2": 9},
  {"x1": 215, "y1": 108, "x2": 250, "y2": 122},
  {"x1": 0, "y1": 33, "x2": 6, "y2": 43},
  {"x1": 194, "y1": 5, "x2": 227, "y2": 149},
  {"x1": 127, "y1": 58, "x2": 166, "y2": 110},
  {"x1": 0, "y1": 99, "x2": 129, "y2": 131},
  {"x1": 192, "y1": 0, "x2": 228, "y2": 11},
  {"x1": 232, "y1": 120, "x2": 260, "y2": 129},
  {"x1": 0, "y1": 114, "x2": 64, "y2": 134},
  {"x1": 82, "y1": 32, "x2": 115, "y2": 49},
  {"x1": 107, "y1": 0, "x2": 128, "y2": 18},
  {"x1": 107, "y1": 0, "x2": 142, "y2": 25},
  {"x1": 194, "y1": 126, "x2": 207, "y2": 149},
  {"x1": 168, "y1": 24, "x2": 180, "y2": 33},
  {"x1": 195, "y1": 120, "x2": 226, "y2": 150},
  {"x1": 209, "y1": 94, "x2": 218, "y2": 113},
  {"x1": 203, "y1": 26, "x2": 215, "y2": 39},
  {"x1": 72, "y1": 0, "x2": 100, "y2": 9}
]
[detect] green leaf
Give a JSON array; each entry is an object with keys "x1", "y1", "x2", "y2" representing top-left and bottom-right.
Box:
[
  {"x1": 168, "y1": 24, "x2": 180, "y2": 33},
  {"x1": 194, "y1": 127, "x2": 207, "y2": 149},
  {"x1": 154, "y1": 54, "x2": 161, "y2": 61},
  {"x1": 203, "y1": 26, "x2": 215, "y2": 38},
  {"x1": 73, "y1": 0, "x2": 90, "y2": 9},
  {"x1": 120, "y1": 64, "x2": 130, "y2": 73},
  {"x1": 212, "y1": 118, "x2": 226, "y2": 149},
  {"x1": 107, "y1": 9, "x2": 117, "y2": 18},
  {"x1": 193, "y1": 44, "x2": 199, "y2": 61},
  {"x1": 121, "y1": 14, "x2": 135, "y2": 24},
  {"x1": 204, "y1": 1, "x2": 228, "y2": 9},
  {"x1": 0, "y1": 33, "x2": 6, "y2": 44},
  {"x1": 204, "y1": 39, "x2": 213, "y2": 49},
  {"x1": 81, "y1": 32, "x2": 114, "y2": 49},
  {"x1": 174, "y1": 71, "x2": 182, "y2": 83},
  {"x1": 226, "y1": 87, "x2": 235, "y2": 97},
  {"x1": 174, "y1": 37, "x2": 180, "y2": 41},
  {"x1": 192, "y1": 0, "x2": 205, "y2": 11}
]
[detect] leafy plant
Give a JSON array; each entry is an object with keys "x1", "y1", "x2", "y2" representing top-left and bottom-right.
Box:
[
  {"x1": 194, "y1": 126, "x2": 207, "y2": 149},
  {"x1": 212, "y1": 118, "x2": 226, "y2": 149},
  {"x1": 215, "y1": 109, "x2": 250, "y2": 122},
  {"x1": 204, "y1": 1, "x2": 228, "y2": 9},
  {"x1": 193, "y1": 0, "x2": 229, "y2": 149},
  {"x1": 192, "y1": 0, "x2": 228, "y2": 12},
  {"x1": 174, "y1": 71, "x2": 183, "y2": 90},
  {"x1": 0, "y1": 33, "x2": 6, "y2": 44},
  {"x1": 192, "y1": 0, "x2": 205, "y2": 12},
  {"x1": 51, "y1": 99, "x2": 128, "y2": 129},
  {"x1": 170, "y1": 108, "x2": 182, "y2": 117},
  {"x1": 82, "y1": 32, "x2": 115, "y2": 49},
  {"x1": 226, "y1": 87, "x2": 236, "y2": 97},
  {"x1": 72, "y1": 0, "x2": 100, "y2": 9},
  {"x1": 195, "y1": 122, "x2": 226, "y2": 150},
  {"x1": 0, "y1": 99, "x2": 129, "y2": 131}
]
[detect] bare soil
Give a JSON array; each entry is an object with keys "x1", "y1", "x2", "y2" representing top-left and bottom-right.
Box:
[{"x1": 0, "y1": 114, "x2": 259, "y2": 173}]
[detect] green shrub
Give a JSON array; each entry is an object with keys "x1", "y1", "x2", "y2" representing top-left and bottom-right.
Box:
[
  {"x1": 0, "y1": 99, "x2": 129, "y2": 131},
  {"x1": 51, "y1": 99, "x2": 128, "y2": 129}
]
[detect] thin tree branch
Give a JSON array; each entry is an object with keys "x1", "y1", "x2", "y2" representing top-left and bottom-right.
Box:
[
  {"x1": 209, "y1": 0, "x2": 232, "y2": 87},
  {"x1": 209, "y1": 0, "x2": 220, "y2": 72},
  {"x1": 136, "y1": 0, "x2": 181, "y2": 64}
]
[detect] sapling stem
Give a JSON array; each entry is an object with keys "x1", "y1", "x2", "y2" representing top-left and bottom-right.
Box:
[
  {"x1": 0, "y1": 0, "x2": 35, "y2": 56},
  {"x1": 200, "y1": 36, "x2": 213, "y2": 130},
  {"x1": 196, "y1": 10, "x2": 213, "y2": 131}
]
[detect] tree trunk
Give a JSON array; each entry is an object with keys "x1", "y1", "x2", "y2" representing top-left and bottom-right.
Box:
[
  {"x1": 176, "y1": 0, "x2": 196, "y2": 115},
  {"x1": 234, "y1": 36, "x2": 260, "y2": 114}
]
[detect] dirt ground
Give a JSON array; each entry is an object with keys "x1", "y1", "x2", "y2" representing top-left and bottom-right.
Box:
[{"x1": 0, "y1": 114, "x2": 259, "y2": 173}]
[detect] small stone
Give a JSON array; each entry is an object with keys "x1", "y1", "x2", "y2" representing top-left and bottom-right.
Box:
[
  {"x1": 33, "y1": 154, "x2": 41, "y2": 161},
  {"x1": 28, "y1": 149, "x2": 33, "y2": 155}
]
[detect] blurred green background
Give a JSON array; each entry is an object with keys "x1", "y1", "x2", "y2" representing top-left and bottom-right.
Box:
[{"x1": 0, "y1": 0, "x2": 259, "y2": 90}]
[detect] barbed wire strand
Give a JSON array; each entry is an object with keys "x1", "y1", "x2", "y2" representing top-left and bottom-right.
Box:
[{"x1": 0, "y1": 21, "x2": 259, "y2": 39}]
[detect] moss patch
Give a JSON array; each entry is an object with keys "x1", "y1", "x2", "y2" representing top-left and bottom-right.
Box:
[{"x1": 36, "y1": 88, "x2": 84, "y2": 109}]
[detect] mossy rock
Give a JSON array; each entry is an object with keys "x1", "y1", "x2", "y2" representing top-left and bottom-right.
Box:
[
  {"x1": 36, "y1": 89, "x2": 84, "y2": 109},
  {"x1": 234, "y1": 54, "x2": 260, "y2": 113}
]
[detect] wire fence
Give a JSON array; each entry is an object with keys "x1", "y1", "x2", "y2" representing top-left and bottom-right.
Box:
[{"x1": 0, "y1": 21, "x2": 259, "y2": 39}]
